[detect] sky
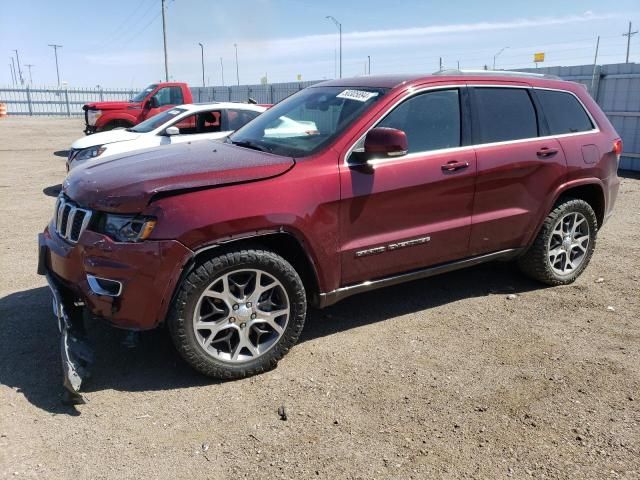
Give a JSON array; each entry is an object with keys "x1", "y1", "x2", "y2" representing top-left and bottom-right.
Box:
[{"x1": 1, "y1": 0, "x2": 640, "y2": 88}]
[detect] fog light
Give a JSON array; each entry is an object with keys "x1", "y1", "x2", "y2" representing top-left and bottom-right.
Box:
[{"x1": 87, "y1": 275, "x2": 122, "y2": 297}]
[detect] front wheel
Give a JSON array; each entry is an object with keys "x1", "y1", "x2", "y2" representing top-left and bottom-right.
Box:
[
  {"x1": 518, "y1": 198, "x2": 598, "y2": 285},
  {"x1": 168, "y1": 249, "x2": 307, "y2": 379}
]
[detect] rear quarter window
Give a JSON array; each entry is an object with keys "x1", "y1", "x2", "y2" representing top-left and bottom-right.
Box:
[{"x1": 535, "y1": 89, "x2": 594, "y2": 135}]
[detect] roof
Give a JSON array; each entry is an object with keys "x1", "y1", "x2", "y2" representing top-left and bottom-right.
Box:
[{"x1": 312, "y1": 70, "x2": 570, "y2": 90}]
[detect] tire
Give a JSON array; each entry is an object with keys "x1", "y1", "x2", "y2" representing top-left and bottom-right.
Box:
[
  {"x1": 518, "y1": 198, "x2": 598, "y2": 286},
  {"x1": 168, "y1": 249, "x2": 307, "y2": 379}
]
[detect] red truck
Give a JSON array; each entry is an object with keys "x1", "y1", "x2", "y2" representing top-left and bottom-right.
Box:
[
  {"x1": 82, "y1": 82, "x2": 193, "y2": 134},
  {"x1": 40, "y1": 71, "x2": 621, "y2": 403}
]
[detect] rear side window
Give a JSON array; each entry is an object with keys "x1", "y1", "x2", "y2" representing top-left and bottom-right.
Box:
[
  {"x1": 377, "y1": 89, "x2": 461, "y2": 153},
  {"x1": 536, "y1": 89, "x2": 594, "y2": 135},
  {"x1": 474, "y1": 88, "x2": 538, "y2": 144}
]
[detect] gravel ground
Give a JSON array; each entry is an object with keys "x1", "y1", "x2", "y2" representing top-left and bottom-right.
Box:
[{"x1": 1, "y1": 117, "x2": 639, "y2": 479}]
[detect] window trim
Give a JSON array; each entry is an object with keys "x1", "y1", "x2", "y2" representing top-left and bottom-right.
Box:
[{"x1": 344, "y1": 83, "x2": 599, "y2": 169}]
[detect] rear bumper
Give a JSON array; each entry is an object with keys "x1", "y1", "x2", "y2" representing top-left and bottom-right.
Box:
[{"x1": 38, "y1": 226, "x2": 193, "y2": 330}]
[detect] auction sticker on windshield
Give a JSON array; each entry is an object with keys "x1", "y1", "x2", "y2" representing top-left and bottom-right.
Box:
[{"x1": 336, "y1": 90, "x2": 379, "y2": 102}]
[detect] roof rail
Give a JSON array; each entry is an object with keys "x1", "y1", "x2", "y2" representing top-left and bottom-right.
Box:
[{"x1": 433, "y1": 69, "x2": 562, "y2": 80}]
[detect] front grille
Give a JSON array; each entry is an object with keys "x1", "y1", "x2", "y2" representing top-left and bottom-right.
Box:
[{"x1": 54, "y1": 196, "x2": 92, "y2": 243}]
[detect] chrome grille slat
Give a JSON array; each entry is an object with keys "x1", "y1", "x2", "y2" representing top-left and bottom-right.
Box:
[{"x1": 53, "y1": 196, "x2": 92, "y2": 244}]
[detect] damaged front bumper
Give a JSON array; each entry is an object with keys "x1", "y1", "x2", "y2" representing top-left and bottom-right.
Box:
[{"x1": 45, "y1": 271, "x2": 94, "y2": 405}]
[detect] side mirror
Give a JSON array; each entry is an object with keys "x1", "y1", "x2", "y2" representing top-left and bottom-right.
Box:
[
  {"x1": 146, "y1": 96, "x2": 159, "y2": 109},
  {"x1": 364, "y1": 127, "x2": 408, "y2": 158},
  {"x1": 164, "y1": 126, "x2": 180, "y2": 136},
  {"x1": 349, "y1": 127, "x2": 408, "y2": 172}
]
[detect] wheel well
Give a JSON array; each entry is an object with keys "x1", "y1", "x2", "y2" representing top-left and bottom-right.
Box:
[
  {"x1": 103, "y1": 119, "x2": 133, "y2": 130},
  {"x1": 557, "y1": 184, "x2": 605, "y2": 228},
  {"x1": 191, "y1": 233, "x2": 321, "y2": 301}
]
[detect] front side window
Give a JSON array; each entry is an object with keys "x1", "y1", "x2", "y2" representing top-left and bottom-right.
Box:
[
  {"x1": 153, "y1": 86, "x2": 184, "y2": 107},
  {"x1": 229, "y1": 86, "x2": 388, "y2": 157},
  {"x1": 131, "y1": 84, "x2": 157, "y2": 102},
  {"x1": 129, "y1": 108, "x2": 186, "y2": 133},
  {"x1": 536, "y1": 89, "x2": 594, "y2": 135},
  {"x1": 377, "y1": 89, "x2": 461, "y2": 153},
  {"x1": 474, "y1": 88, "x2": 538, "y2": 144}
]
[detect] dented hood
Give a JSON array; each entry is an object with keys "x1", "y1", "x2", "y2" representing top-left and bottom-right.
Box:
[{"x1": 63, "y1": 140, "x2": 294, "y2": 212}]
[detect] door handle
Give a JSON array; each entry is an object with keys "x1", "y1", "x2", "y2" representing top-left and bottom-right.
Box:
[
  {"x1": 441, "y1": 160, "x2": 469, "y2": 172},
  {"x1": 537, "y1": 147, "x2": 559, "y2": 158}
]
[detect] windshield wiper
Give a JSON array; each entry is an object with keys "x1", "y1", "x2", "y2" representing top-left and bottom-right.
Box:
[{"x1": 229, "y1": 139, "x2": 272, "y2": 153}]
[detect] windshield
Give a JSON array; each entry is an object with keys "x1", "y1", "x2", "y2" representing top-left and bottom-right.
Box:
[
  {"x1": 129, "y1": 108, "x2": 187, "y2": 133},
  {"x1": 130, "y1": 84, "x2": 158, "y2": 102},
  {"x1": 228, "y1": 86, "x2": 388, "y2": 157}
]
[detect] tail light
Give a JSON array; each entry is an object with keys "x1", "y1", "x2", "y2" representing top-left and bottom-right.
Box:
[
  {"x1": 613, "y1": 139, "x2": 623, "y2": 156},
  {"x1": 613, "y1": 139, "x2": 623, "y2": 166}
]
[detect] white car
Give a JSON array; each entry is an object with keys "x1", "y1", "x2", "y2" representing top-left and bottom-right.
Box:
[{"x1": 67, "y1": 102, "x2": 266, "y2": 170}]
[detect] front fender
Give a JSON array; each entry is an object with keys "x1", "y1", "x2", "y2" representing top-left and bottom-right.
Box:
[{"x1": 95, "y1": 111, "x2": 138, "y2": 130}]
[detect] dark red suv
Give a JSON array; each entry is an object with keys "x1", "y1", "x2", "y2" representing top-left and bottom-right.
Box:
[{"x1": 39, "y1": 71, "x2": 621, "y2": 402}]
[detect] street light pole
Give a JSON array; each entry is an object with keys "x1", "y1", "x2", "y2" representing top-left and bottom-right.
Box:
[
  {"x1": 234, "y1": 43, "x2": 239, "y2": 86},
  {"x1": 220, "y1": 57, "x2": 225, "y2": 86},
  {"x1": 198, "y1": 43, "x2": 205, "y2": 87},
  {"x1": 326, "y1": 16, "x2": 342, "y2": 78},
  {"x1": 161, "y1": 0, "x2": 169, "y2": 81},
  {"x1": 48, "y1": 44, "x2": 62, "y2": 86},
  {"x1": 10, "y1": 58, "x2": 17, "y2": 85},
  {"x1": 493, "y1": 46, "x2": 509, "y2": 70},
  {"x1": 9, "y1": 62, "x2": 16, "y2": 86},
  {"x1": 367, "y1": 55, "x2": 371, "y2": 75},
  {"x1": 13, "y1": 49, "x2": 24, "y2": 85}
]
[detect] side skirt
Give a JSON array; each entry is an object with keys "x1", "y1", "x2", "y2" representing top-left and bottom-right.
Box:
[{"x1": 316, "y1": 248, "x2": 523, "y2": 308}]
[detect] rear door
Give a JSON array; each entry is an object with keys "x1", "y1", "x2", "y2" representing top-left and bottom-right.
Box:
[
  {"x1": 468, "y1": 85, "x2": 567, "y2": 255},
  {"x1": 339, "y1": 86, "x2": 477, "y2": 285}
]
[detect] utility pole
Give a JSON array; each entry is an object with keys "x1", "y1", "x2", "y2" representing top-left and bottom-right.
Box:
[
  {"x1": 493, "y1": 46, "x2": 508, "y2": 70},
  {"x1": 367, "y1": 55, "x2": 371, "y2": 75},
  {"x1": 591, "y1": 36, "x2": 600, "y2": 97},
  {"x1": 457, "y1": 60, "x2": 460, "y2": 70},
  {"x1": 439, "y1": 57, "x2": 442, "y2": 71},
  {"x1": 13, "y1": 49, "x2": 24, "y2": 85},
  {"x1": 25, "y1": 64, "x2": 34, "y2": 85},
  {"x1": 234, "y1": 43, "x2": 239, "y2": 85},
  {"x1": 198, "y1": 43, "x2": 205, "y2": 87},
  {"x1": 220, "y1": 57, "x2": 225, "y2": 86},
  {"x1": 326, "y1": 16, "x2": 342, "y2": 78},
  {"x1": 622, "y1": 21, "x2": 638, "y2": 63},
  {"x1": 48, "y1": 44, "x2": 62, "y2": 86},
  {"x1": 161, "y1": 0, "x2": 169, "y2": 81}
]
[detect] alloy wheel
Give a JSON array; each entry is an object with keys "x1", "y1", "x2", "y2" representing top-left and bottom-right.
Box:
[
  {"x1": 547, "y1": 212, "x2": 590, "y2": 276},
  {"x1": 192, "y1": 269, "x2": 290, "y2": 363}
]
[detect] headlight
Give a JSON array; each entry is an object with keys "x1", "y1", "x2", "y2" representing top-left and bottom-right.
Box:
[
  {"x1": 74, "y1": 145, "x2": 106, "y2": 162},
  {"x1": 101, "y1": 214, "x2": 156, "y2": 242},
  {"x1": 87, "y1": 109, "x2": 102, "y2": 126}
]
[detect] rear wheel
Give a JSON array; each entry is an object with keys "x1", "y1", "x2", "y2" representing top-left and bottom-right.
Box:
[
  {"x1": 518, "y1": 198, "x2": 598, "y2": 285},
  {"x1": 168, "y1": 249, "x2": 306, "y2": 379}
]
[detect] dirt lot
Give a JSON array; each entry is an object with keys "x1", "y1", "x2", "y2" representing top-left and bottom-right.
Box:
[{"x1": 0, "y1": 116, "x2": 639, "y2": 479}]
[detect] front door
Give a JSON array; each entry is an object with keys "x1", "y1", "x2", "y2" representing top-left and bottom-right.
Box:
[
  {"x1": 338, "y1": 87, "x2": 477, "y2": 285},
  {"x1": 145, "y1": 85, "x2": 185, "y2": 120}
]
